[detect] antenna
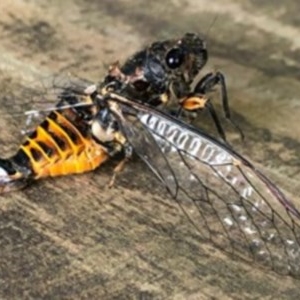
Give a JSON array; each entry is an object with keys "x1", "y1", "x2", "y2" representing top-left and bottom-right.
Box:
[{"x1": 203, "y1": 14, "x2": 219, "y2": 45}]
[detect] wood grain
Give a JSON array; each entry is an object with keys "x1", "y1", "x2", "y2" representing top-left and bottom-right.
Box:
[{"x1": 0, "y1": 1, "x2": 300, "y2": 299}]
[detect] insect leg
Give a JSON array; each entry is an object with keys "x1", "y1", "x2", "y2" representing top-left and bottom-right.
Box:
[
  {"x1": 180, "y1": 72, "x2": 244, "y2": 141},
  {"x1": 205, "y1": 100, "x2": 227, "y2": 143},
  {"x1": 195, "y1": 71, "x2": 244, "y2": 140},
  {"x1": 108, "y1": 143, "x2": 133, "y2": 188}
]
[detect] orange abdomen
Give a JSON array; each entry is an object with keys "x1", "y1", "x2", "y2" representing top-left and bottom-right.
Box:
[{"x1": 14, "y1": 109, "x2": 108, "y2": 179}]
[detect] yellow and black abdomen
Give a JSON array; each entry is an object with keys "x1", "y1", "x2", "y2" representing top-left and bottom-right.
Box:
[{"x1": 0, "y1": 105, "x2": 109, "y2": 193}]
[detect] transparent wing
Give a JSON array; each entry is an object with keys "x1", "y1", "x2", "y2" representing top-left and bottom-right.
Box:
[
  {"x1": 113, "y1": 96, "x2": 300, "y2": 277},
  {"x1": 1, "y1": 73, "x2": 95, "y2": 135},
  {"x1": 115, "y1": 109, "x2": 179, "y2": 198}
]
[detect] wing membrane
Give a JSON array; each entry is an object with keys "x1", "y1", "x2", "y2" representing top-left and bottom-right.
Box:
[
  {"x1": 113, "y1": 108, "x2": 179, "y2": 198},
  {"x1": 2, "y1": 73, "x2": 94, "y2": 133},
  {"x1": 112, "y1": 95, "x2": 300, "y2": 277}
]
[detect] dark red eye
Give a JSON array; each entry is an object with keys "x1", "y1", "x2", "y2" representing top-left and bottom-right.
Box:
[{"x1": 165, "y1": 48, "x2": 184, "y2": 69}]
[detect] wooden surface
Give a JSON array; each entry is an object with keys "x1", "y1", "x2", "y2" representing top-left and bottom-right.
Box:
[{"x1": 0, "y1": 1, "x2": 300, "y2": 299}]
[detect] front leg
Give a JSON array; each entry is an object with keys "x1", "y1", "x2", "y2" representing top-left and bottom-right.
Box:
[
  {"x1": 180, "y1": 71, "x2": 244, "y2": 142},
  {"x1": 194, "y1": 71, "x2": 231, "y2": 120}
]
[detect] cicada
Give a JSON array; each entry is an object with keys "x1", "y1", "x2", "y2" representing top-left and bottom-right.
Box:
[
  {"x1": 0, "y1": 33, "x2": 237, "y2": 193},
  {"x1": 1, "y1": 33, "x2": 300, "y2": 278}
]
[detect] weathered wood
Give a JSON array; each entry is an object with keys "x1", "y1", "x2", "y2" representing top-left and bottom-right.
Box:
[{"x1": 0, "y1": 1, "x2": 300, "y2": 299}]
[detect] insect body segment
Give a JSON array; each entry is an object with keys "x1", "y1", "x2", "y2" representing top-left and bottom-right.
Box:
[
  {"x1": 0, "y1": 88, "x2": 110, "y2": 193},
  {"x1": 102, "y1": 33, "x2": 208, "y2": 104},
  {"x1": 101, "y1": 33, "x2": 240, "y2": 142}
]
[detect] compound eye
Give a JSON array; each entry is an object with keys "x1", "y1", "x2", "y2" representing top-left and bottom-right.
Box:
[{"x1": 165, "y1": 48, "x2": 185, "y2": 69}]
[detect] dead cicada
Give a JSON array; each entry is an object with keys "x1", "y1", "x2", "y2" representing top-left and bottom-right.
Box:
[{"x1": 0, "y1": 33, "x2": 299, "y2": 278}]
